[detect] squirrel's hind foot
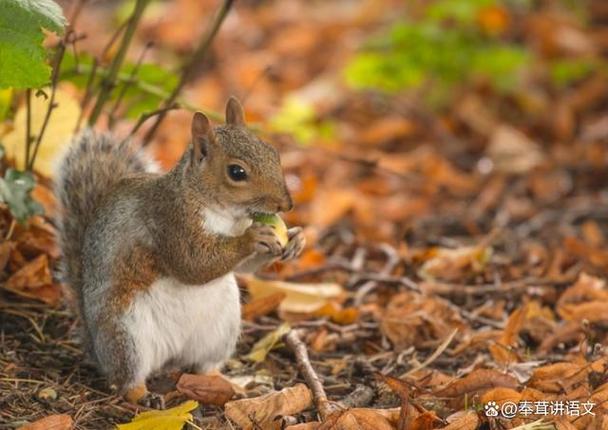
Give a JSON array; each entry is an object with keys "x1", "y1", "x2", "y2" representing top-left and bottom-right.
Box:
[{"x1": 124, "y1": 384, "x2": 165, "y2": 409}]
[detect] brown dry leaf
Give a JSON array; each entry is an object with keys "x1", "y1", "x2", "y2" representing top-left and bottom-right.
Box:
[
  {"x1": 242, "y1": 292, "x2": 287, "y2": 320},
  {"x1": 528, "y1": 362, "x2": 588, "y2": 393},
  {"x1": 418, "y1": 246, "x2": 492, "y2": 282},
  {"x1": 489, "y1": 305, "x2": 526, "y2": 364},
  {"x1": 5, "y1": 254, "x2": 52, "y2": 289},
  {"x1": 358, "y1": 116, "x2": 416, "y2": 146},
  {"x1": 381, "y1": 292, "x2": 467, "y2": 349},
  {"x1": 17, "y1": 414, "x2": 73, "y2": 430},
  {"x1": 486, "y1": 125, "x2": 544, "y2": 174},
  {"x1": 243, "y1": 275, "x2": 345, "y2": 314},
  {"x1": 286, "y1": 424, "x2": 321, "y2": 430},
  {"x1": 176, "y1": 373, "x2": 235, "y2": 406},
  {"x1": 3, "y1": 254, "x2": 60, "y2": 305},
  {"x1": 377, "y1": 374, "x2": 410, "y2": 430},
  {"x1": 224, "y1": 383, "x2": 312, "y2": 430},
  {"x1": 0, "y1": 241, "x2": 14, "y2": 272},
  {"x1": 409, "y1": 411, "x2": 439, "y2": 430},
  {"x1": 435, "y1": 369, "x2": 518, "y2": 397},
  {"x1": 310, "y1": 189, "x2": 358, "y2": 228},
  {"x1": 441, "y1": 410, "x2": 480, "y2": 430},
  {"x1": 319, "y1": 409, "x2": 394, "y2": 430},
  {"x1": 480, "y1": 387, "x2": 522, "y2": 406}
]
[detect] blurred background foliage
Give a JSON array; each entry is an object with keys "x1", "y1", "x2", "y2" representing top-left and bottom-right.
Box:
[{"x1": 345, "y1": 0, "x2": 598, "y2": 107}]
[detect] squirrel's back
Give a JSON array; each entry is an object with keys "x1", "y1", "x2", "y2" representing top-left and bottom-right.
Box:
[{"x1": 54, "y1": 131, "x2": 156, "y2": 313}]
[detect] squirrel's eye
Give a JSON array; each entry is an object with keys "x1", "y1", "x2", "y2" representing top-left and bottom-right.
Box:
[{"x1": 228, "y1": 164, "x2": 247, "y2": 181}]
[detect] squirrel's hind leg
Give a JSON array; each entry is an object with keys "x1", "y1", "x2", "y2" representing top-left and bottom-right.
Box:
[{"x1": 93, "y1": 317, "x2": 159, "y2": 406}]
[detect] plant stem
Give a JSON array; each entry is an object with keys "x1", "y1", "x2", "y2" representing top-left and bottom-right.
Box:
[
  {"x1": 141, "y1": 0, "x2": 235, "y2": 146},
  {"x1": 108, "y1": 41, "x2": 153, "y2": 129},
  {"x1": 87, "y1": 0, "x2": 150, "y2": 126},
  {"x1": 25, "y1": 89, "x2": 32, "y2": 169},
  {"x1": 27, "y1": 0, "x2": 87, "y2": 171}
]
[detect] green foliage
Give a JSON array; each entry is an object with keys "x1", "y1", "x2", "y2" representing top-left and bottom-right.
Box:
[
  {"x1": 0, "y1": 0, "x2": 66, "y2": 89},
  {"x1": 270, "y1": 96, "x2": 335, "y2": 145},
  {"x1": 0, "y1": 169, "x2": 43, "y2": 223},
  {"x1": 345, "y1": 0, "x2": 529, "y2": 104},
  {"x1": 60, "y1": 53, "x2": 178, "y2": 119},
  {"x1": 549, "y1": 58, "x2": 595, "y2": 88}
]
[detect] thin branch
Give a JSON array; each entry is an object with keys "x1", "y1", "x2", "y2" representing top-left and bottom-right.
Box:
[
  {"x1": 283, "y1": 329, "x2": 332, "y2": 421},
  {"x1": 74, "y1": 57, "x2": 98, "y2": 133},
  {"x1": 25, "y1": 89, "x2": 32, "y2": 168},
  {"x1": 88, "y1": 0, "x2": 150, "y2": 126},
  {"x1": 400, "y1": 329, "x2": 458, "y2": 379},
  {"x1": 125, "y1": 103, "x2": 179, "y2": 139},
  {"x1": 141, "y1": 0, "x2": 235, "y2": 145},
  {"x1": 108, "y1": 41, "x2": 154, "y2": 129},
  {"x1": 27, "y1": 0, "x2": 87, "y2": 170}
]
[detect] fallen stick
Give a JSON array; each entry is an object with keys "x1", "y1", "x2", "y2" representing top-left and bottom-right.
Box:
[{"x1": 283, "y1": 329, "x2": 333, "y2": 420}]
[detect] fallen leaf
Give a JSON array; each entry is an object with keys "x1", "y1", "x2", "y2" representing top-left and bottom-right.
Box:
[
  {"x1": 418, "y1": 246, "x2": 492, "y2": 282},
  {"x1": 3, "y1": 85, "x2": 81, "y2": 177},
  {"x1": 243, "y1": 275, "x2": 345, "y2": 314},
  {"x1": 176, "y1": 373, "x2": 234, "y2": 406},
  {"x1": 116, "y1": 400, "x2": 198, "y2": 430},
  {"x1": 314, "y1": 302, "x2": 359, "y2": 325},
  {"x1": 246, "y1": 323, "x2": 291, "y2": 362},
  {"x1": 441, "y1": 410, "x2": 480, "y2": 430},
  {"x1": 5, "y1": 254, "x2": 51, "y2": 289},
  {"x1": 17, "y1": 414, "x2": 73, "y2": 430},
  {"x1": 381, "y1": 292, "x2": 466, "y2": 349},
  {"x1": 225, "y1": 383, "x2": 312, "y2": 430},
  {"x1": 319, "y1": 409, "x2": 394, "y2": 430},
  {"x1": 435, "y1": 369, "x2": 518, "y2": 397},
  {"x1": 487, "y1": 125, "x2": 544, "y2": 174},
  {"x1": 242, "y1": 292, "x2": 286, "y2": 320}
]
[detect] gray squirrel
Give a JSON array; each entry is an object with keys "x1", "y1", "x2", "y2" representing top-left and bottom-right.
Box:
[{"x1": 54, "y1": 97, "x2": 304, "y2": 406}]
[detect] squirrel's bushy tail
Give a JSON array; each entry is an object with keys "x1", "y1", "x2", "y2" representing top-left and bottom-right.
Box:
[{"x1": 54, "y1": 130, "x2": 154, "y2": 314}]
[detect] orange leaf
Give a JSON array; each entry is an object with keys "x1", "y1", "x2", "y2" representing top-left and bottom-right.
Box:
[
  {"x1": 435, "y1": 369, "x2": 518, "y2": 397},
  {"x1": 18, "y1": 414, "x2": 73, "y2": 430},
  {"x1": 5, "y1": 254, "x2": 52, "y2": 289},
  {"x1": 242, "y1": 292, "x2": 286, "y2": 320},
  {"x1": 319, "y1": 409, "x2": 394, "y2": 430},
  {"x1": 441, "y1": 411, "x2": 480, "y2": 430}
]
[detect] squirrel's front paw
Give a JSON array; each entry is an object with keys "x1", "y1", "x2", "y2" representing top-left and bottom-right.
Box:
[
  {"x1": 281, "y1": 227, "x2": 305, "y2": 261},
  {"x1": 249, "y1": 222, "x2": 283, "y2": 257}
]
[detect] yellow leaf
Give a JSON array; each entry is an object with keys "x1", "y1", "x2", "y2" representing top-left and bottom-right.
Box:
[
  {"x1": 116, "y1": 400, "x2": 198, "y2": 430},
  {"x1": 3, "y1": 84, "x2": 80, "y2": 177},
  {"x1": 246, "y1": 322, "x2": 290, "y2": 362},
  {"x1": 242, "y1": 275, "x2": 345, "y2": 314}
]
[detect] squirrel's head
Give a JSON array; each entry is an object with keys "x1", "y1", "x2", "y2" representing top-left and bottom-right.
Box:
[{"x1": 182, "y1": 97, "x2": 292, "y2": 216}]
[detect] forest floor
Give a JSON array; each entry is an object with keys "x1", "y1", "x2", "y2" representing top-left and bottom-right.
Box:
[{"x1": 2, "y1": 0, "x2": 608, "y2": 429}]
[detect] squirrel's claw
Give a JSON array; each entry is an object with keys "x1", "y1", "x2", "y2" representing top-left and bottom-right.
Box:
[{"x1": 281, "y1": 227, "x2": 305, "y2": 261}]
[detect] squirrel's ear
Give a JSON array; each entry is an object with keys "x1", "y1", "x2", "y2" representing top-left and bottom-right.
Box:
[
  {"x1": 191, "y1": 111, "x2": 215, "y2": 165},
  {"x1": 225, "y1": 96, "x2": 245, "y2": 126}
]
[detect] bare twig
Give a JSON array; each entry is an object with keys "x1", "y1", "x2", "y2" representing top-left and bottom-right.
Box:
[
  {"x1": 125, "y1": 103, "x2": 179, "y2": 139},
  {"x1": 400, "y1": 329, "x2": 458, "y2": 378},
  {"x1": 107, "y1": 41, "x2": 154, "y2": 129},
  {"x1": 24, "y1": 89, "x2": 32, "y2": 167},
  {"x1": 27, "y1": 0, "x2": 87, "y2": 170},
  {"x1": 283, "y1": 329, "x2": 332, "y2": 421},
  {"x1": 88, "y1": 0, "x2": 150, "y2": 126},
  {"x1": 141, "y1": 0, "x2": 235, "y2": 145}
]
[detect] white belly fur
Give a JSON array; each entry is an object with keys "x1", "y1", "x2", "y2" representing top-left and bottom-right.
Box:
[{"x1": 123, "y1": 272, "x2": 241, "y2": 379}]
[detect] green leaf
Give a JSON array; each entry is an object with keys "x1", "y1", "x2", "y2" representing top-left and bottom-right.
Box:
[
  {"x1": 0, "y1": 0, "x2": 67, "y2": 89},
  {"x1": 0, "y1": 168, "x2": 43, "y2": 223}
]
